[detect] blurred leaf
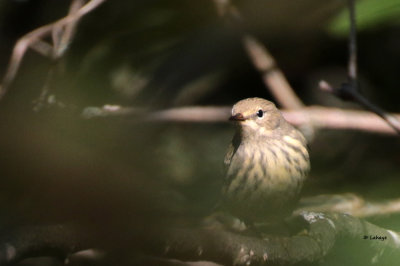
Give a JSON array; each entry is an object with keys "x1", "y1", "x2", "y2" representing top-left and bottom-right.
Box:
[{"x1": 328, "y1": 0, "x2": 400, "y2": 36}]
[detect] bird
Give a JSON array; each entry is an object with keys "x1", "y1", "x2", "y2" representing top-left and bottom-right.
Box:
[{"x1": 222, "y1": 97, "x2": 310, "y2": 225}]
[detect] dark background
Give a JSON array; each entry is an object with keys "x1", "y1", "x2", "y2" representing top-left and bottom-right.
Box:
[{"x1": 0, "y1": 0, "x2": 399, "y2": 265}]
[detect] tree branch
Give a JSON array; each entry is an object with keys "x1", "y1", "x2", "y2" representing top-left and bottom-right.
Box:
[
  {"x1": 297, "y1": 193, "x2": 400, "y2": 218},
  {"x1": 2, "y1": 212, "x2": 398, "y2": 265},
  {"x1": 212, "y1": 0, "x2": 304, "y2": 110},
  {"x1": 0, "y1": 224, "x2": 89, "y2": 265},
  {"x1": 319, "y1": 1, "x2": 400, "y2": 135},
  {"x1": 242, "y1": 35, "x2": 305, "y2": 109},
  {"x1": 82, "y1": 105, "x2": 400, "y2": 135},
  {"x1": 0, "y1": 0, "x2": 106, "y2": 101},
  {"x1": 144, "y1": 212, "x2": 400, "y2": 265}
]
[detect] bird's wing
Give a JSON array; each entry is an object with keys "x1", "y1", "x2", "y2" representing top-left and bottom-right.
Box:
[
  {"x1": 224, "y1": 142, "x2": 235, "y2": 168},
  {"x1": 224, "y1": 133, "x2": 241, "y2": 173}
]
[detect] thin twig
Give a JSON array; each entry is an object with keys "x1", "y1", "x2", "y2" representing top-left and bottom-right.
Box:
[
  {"x1": 348, "y1": 0, "x2": 357, "y2": 84},
  {"x1": 0, "y1": 0, "x2": 106, "y2": 101},
  {"x1": 53, "y1": 0, "x2": 85, "y2": 59},
  {"x1": 33, "y1": 0, "x2": 87, "y2": 111},
  {"x1": 319, "y1": 80, "x2": 400, "y2": 134},
  {"x1": 320, "y1": 1, "x2": 400, "y2": 135}
]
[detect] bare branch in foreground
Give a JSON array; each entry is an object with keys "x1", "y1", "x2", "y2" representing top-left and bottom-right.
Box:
[
  {"x1": 145, "y1": 212, "x2": 400, "y2": 265},
  {"x1": 0, "y1": 0, "x2": 106, "y2": 100},
  {"x1": 0, "y1": 224, "x2": 90, "y2": 265},
  {"x1": 82, "y1": 105, "x2": 400, "y2": 135},
  {"x1": 1, "y1": 212, "x2": 399, "y2": 265}
]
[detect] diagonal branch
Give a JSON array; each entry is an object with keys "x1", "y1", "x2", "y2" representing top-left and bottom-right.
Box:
[
  {"x1": 242, "y1": 35, "x2": 305, "y2": 109},
  {"x1": 319, "y1": 81, "x2": 400, "y2": 135},
  {"x1": 52, "y1": 0, "x2": 86, "y2": 59},
  {"x1": 212, "y1": 0, "x2": 304, "y2": 110},
  {"x1": 0, "y1": 0, "x2": 106, "y2": 101}
]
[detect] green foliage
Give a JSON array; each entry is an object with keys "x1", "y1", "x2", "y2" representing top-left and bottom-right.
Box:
[{"x1": 328, "y1": 0, "x2": 400, "y2": 36}]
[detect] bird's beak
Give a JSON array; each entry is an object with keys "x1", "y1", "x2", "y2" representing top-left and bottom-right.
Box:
[{"x1": 229, "y1": 113, "x2": 246, "y2": 121}]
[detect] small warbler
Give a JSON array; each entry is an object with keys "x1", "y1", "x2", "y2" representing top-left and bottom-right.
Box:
[{"x1": 222, "y1": 98, "x2": 310, "y2": 224}]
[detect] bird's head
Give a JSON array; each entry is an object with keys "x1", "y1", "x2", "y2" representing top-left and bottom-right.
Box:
[{"x1": 230, "y1": 98, "x2": 284, "y2": 133}]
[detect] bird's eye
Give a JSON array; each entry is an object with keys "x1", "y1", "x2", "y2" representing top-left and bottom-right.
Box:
[{"x1": 256, "y1": 109, "x2": 264, "y2": 118}]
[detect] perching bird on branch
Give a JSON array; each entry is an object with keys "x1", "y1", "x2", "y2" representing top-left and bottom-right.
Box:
[{"x1": 222, "y1": 98, "x2": 310, "y2": 225}]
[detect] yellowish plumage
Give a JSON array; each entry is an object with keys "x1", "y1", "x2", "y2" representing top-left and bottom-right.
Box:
[{"x1": 222, "y1": 98, "x2": 310, "y2": 223}]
